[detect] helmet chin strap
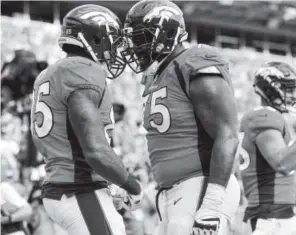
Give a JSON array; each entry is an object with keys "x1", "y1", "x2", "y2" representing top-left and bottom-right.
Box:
[
  {"x1": 172, "y1": 27, "x2": 181, "y2": 51},
  {"x1": 78, "y1": 32, "x2": 99, "y2": 62}
]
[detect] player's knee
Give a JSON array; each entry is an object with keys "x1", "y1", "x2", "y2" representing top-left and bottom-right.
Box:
[{"x1": 167, "y1": 217, "x2": 193, "y2": 235}]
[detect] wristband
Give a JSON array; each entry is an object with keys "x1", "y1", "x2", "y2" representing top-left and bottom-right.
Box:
[
  {"x1": 120, "y1": 175, "x2": 141, "y2": 195},
  {"x1": 200, "y1": 183, "x2": 225, "y2": 213}
]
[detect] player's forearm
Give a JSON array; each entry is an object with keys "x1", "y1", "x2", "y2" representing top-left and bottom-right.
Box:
[
  {"x1": 67, "y1": 90, "x2": 141, "y2": 194},
  {"x1": 73, "y1": 119, "x2": 138, "y2": 190},
  {"x1": 277, "y1": 141, "x2": 296, "y2": 175},
  {"x1": 85, "y1": 144, "x2": 128, "y2": 183},
  {"x1": 84, "y1": 144, "x2": 141, "y2": 194},
  {"x1": 199, "y1": 134, "x2": 238, "y2": 213},
  {"x1": 75, "y1": 124, "x2": 140, "y2": 194},
  {"x1": 210, "y1": 134, "x2": 239, "y2": 187}
]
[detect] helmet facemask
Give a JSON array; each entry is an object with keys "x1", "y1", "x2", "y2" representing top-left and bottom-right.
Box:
[
  {"x1": 77, "y1": 25, "x2": 126, "y2": 79},
  {"x1": 283, "y1": 82, "x2": 296, "y2": 113},
  {"x1": 59, "y1": 17, "x2": 125, "y2": 79},
  {"x1": 122, "y1": 18, "x2": 187, "y2": 73},
  {"x1": 254, "y1": 75, "x2": 296, "y2": 113},
  {"x1": 99, "y1": 29, "x2": 126, "y2": 79}
]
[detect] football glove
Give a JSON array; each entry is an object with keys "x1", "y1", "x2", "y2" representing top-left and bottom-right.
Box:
[
  {"x1": 109, "y1": 182, "x2": 144, "y2": 211},
  {"x1": 193, "y1": 208, "x2": 221, "y2": 235},
  {"x1": 124, "y1": 187, "x2": 144, "y2": 211},
  {"x1": 109, "y1": 184, "x2": 126, "y2": 210}
]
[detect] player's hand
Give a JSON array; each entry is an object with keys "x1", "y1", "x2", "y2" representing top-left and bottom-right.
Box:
[
  {"x1": 109, "y1": 184, "x2": 126, "y2": 210},
  {"x1": 123, "y1": 181, "x2": 144, "y2": 211},
  {"x1": 109, "y1": 182, "x2": 144, "y2": 211},
  {"x1": 193, "y1": 208, "x2": 221, "y2": 235}
]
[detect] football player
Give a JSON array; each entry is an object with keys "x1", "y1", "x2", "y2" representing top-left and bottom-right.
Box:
[
  {"x1": 30, "y1": 5, "x2": 143, "y2": 235},
  {"x1": 121, "y1": 1, "x2": 240, "y2": 235},
  {"x1": 240, "y1": 61, "x2": 296, "y2": 235}
]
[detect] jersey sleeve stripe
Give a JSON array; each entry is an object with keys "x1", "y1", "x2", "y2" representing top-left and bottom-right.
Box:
[{"x1": 198, "y1": 66, "x2": 221, "y2": 74}]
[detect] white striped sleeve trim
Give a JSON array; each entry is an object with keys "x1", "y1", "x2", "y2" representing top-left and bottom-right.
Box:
[{"x1": 198, "y1": 66, "x2": 221, "y2": 74}]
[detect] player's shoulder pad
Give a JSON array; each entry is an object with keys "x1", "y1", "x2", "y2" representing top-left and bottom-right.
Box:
[
  {"x1": 181, "y1": 44, "x2": 229, "y2": 76},
  {"x1": 57, "y1": 56, "x2": 106, "y2": 85},
  {"x1": 54, "y1": 57, "x2": 106, "y2": 103},
  {"x1": 241, "y1": 107, "x2": 285, "y2": 141}
]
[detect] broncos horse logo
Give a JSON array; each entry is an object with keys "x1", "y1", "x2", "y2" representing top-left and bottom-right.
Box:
[
  {"x1": 255, "y1": 66, "x2": 286, "y2": 80},
  {"x1": 143, "y1": 6, "x2": 181, "y2": 23},
  {"x1": 80, "y1": 11, "x2": 120, "y2": 29}
]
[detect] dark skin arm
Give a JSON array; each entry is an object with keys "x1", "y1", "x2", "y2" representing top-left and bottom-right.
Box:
[
  {"x1": 189, "y1": 75, "x2": 239, "y2": 187},
  {"x1": 256, "y1": 129, "x2": 296, "y2": 175},
  {"x1": 67, "y1": 88, "x2": 140, "y2": 194}
]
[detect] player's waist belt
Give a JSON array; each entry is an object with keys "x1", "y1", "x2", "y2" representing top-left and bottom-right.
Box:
[{"x1": 42, "y1": 181, "x2": 108, "y2": 200}]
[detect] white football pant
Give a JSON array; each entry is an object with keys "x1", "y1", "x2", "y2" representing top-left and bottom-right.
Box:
[
  {"x1": 252, "y1": 216, "x2": 296, "y2": 235},
  {"x1": 154, "y1": 174, "x2": 240, "y2": 235},
  {"x1": 43, "y1": 188, "x2": 126, "y2": 235}
]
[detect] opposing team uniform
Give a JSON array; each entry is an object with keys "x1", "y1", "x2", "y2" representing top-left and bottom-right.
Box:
[
  {"x1": 240, "y1": 107, "x2": 296, "y2": 235},
  {"x1": 31, "y1": 56, "x2": 125, "y2": 235},
  {"x1": 142, "y1": 45, "x2": 240, "y2": 235}
]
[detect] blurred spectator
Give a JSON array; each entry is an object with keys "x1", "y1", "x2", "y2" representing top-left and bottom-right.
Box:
[
  {"x1": 1, "y1": 141, "x2": 32, "y2": 235},
  {"x1": 1, "y1": 49, "x2": 39, "y2": 100},
  {"x1": 2, "y1": 49, "x2": 48, "y2": 186},
  {"x1": 1, "y1": 182, "x2": 32, "y2": 235},
  {"x1": 1, "y1": 81, "x2": 14, "y2": 113}
]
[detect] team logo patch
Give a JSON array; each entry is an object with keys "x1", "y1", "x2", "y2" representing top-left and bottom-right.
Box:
[
  {"x1": 143, "y1": 6, "x2": 181, "y2": 23},
  {"x1": 80, "y1": 11, "x2": 119, "y2": 29}
]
